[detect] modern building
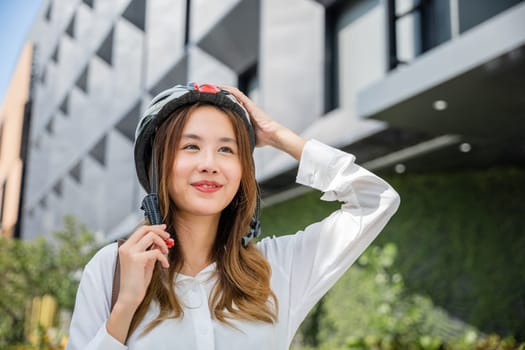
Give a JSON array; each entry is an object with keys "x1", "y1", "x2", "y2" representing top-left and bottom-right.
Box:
[
  {"x1": 0, "y1": 45, "x2": 33, "y2": 239},
  {"x1": 20, "y1": 0, "x2": 524, "y2": 242}
]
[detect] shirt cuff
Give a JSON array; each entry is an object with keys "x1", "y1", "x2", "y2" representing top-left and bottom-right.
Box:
[
  {"x1": 92, "y1": 321, "x2": 128, "y2": 350},
  {"x1": 296, "y1": 139, "x2": 356, "y2": 191}
]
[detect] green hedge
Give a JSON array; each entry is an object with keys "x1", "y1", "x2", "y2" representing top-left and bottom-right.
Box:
[{"x1": 260, "y1": 166, "x2": 525, "y2": 346}]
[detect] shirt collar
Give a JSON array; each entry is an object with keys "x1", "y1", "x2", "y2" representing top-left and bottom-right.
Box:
[{"x1": 175, "y1": 262, "x2": 217, "y2": 284}]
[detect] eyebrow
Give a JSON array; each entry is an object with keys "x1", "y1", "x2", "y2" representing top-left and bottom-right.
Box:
[{"x1": 181, "y1": 133, "x2": 237, "y2": 144}]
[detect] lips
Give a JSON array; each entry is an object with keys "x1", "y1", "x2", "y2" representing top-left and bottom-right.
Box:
[{"x1": 192, "y1": 180, "x2": 223, "y2": 193}]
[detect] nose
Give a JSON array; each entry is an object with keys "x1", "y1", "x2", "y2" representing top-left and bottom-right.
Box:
[{"x1": 197, "y1": 150, "x2": 219, "y2": 174}]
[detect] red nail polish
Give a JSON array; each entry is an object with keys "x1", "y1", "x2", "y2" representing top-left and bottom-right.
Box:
[{"x1": 165, "y1": 239, "x2": 174, "y2": 248}]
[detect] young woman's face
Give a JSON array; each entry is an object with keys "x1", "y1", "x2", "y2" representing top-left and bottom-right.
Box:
[{"x1": 168, "y1": 105, "x2": 242, "y2": 219}]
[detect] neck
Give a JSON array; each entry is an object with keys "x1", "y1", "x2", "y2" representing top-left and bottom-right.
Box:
[{"x1": 174, "y1": 212, "x2": 220, "y2": 277}]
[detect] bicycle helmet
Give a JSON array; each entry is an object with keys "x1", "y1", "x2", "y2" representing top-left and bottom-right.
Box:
[{"x1": 134, "y1": 82, "x2": 260, "y2": 246}]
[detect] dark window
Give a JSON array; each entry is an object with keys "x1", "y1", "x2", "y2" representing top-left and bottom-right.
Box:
[
  {"x1": 59, "y1": 95, "x2": 69, "y2": 116},
  {"x1": 238, "y1": 63, "x2": 258, "y2": 100},
  {"x1": 45, "y1": 2, "x2": 52, "y2": 21},
  {"x1": 115, "y1": 101, "x2": 141, "y2": 141},
  {"x1": 386, "y1": 0, "x2": 451, "y2": 70},
  {"x1": 184, "y1": 0, "x2": 191, "y2": 47},
  {"x1": 40, "y1": 66, "x2": 47, "y2": 83},
  {"x1": 96, "y1": 27, "x2": 114, "y2": 66},
  {"x1": 458, "y1": 0, "x2": 523, "y2": 33},
  {"x1": 53, "y1": 180, "x2": 63, "y2": 197},
  {"x1": 45, "y1": 117, "x2": 54, "y2": 134},
  {"x1": 324, "y1": 0, "x2": 378, "y2": 112},
  {"x1": 69, "y1": 160, "x2": 82, "y2": 184},
  {"x1": 39, "y1": 196, "x2": 47, "y2": 209},
  {"x1": 76, "y1": 65, "x2": 89, "y2": 93},
  {"x1": 51, "y1": 43, "x2": 60, "y2": 63},
  {"x1": 89, "y1": 135, "x2": 107, "y2": 167},
  {"x1": 122, "y1": 0, "x2": 146, "y2": 31},
  {"x1": 66, "y1": 13, "x2": 76, "y2": 38}
]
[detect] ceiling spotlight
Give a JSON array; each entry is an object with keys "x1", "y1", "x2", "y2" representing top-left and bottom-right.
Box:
[
  {"x1": 459, "y1": 142, "x2": 471, "y2": 153},
  {"x1": 433, "y1": 100, "x2": 448, "y2": 111},
  {"x1": 394, "y1": 163, "x2": 406, "y2": 174}
]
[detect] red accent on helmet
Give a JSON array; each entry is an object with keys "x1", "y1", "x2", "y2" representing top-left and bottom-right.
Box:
[{"x1": 195, "y1": 83, "x2": 220, "y2": 93}]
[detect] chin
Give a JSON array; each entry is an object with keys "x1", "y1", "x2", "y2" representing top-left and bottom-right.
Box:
[{"x1": 186, "y1": 203, "x2": 229, "y2": 217}]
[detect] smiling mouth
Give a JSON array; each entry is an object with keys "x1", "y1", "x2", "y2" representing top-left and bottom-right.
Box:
[{"x1": 192, "y1": 182, "x2": 223, "y2": 193}]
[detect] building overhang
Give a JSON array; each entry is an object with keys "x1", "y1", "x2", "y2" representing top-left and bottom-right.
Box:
[{"x1": 354, "y1": 3, "x2": 525, "y2": 173}]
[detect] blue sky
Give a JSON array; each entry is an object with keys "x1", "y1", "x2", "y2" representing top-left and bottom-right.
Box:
[{"x1": 0, "y1": 0, "x2": 44, "y2": 103}]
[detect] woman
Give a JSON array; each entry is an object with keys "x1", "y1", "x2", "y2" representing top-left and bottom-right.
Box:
[{"x1": 66, "y1": 83, "x2": 400, "y2": 349}]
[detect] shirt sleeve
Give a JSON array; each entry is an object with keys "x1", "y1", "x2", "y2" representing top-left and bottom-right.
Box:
[
  {"x1": 66, "y1": 243, "x2": 128, "y2": 350},
  {"x1": 259, "y1": 139, "x2": 400, "y2": 342}
]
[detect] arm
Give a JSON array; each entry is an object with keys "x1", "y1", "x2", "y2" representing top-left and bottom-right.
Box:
[
  {"x1": 261, "y1": 139, "x2": 400, "y2": 341},
  {"x1": 223, "y1": 86, "x2": 400, "y2": 341},
  {"x1": 67, "y1": 225, "x2": 172, "y2": 349},
  {"x1": 66, "y1": 244, "x2": 127, "y2": 350}
]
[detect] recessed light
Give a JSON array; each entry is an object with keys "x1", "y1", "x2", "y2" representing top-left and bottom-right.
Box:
[
  {"x1": 459, "y1": 143, "x2": 471, "y2": 153},
  {"x1": 395, "y1": 163, "x2": 406, "y2": 174},
  {"x1": 433, "y1": 100, "x2": 448, "y2": 111}
]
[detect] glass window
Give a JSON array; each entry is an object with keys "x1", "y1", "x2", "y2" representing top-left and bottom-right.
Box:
[
  {"x1": 324, "y1": 0, "x2": 380, "y2": 112},
  {"x1": 238, "y1": 63, "x2": 259, "y2": 104},
  {"x1": 458, "y1": 0, "x2": 523, "y2": 33},
  {"x1": 388, "y1": 0, "x2": 451, "y2": 69}
]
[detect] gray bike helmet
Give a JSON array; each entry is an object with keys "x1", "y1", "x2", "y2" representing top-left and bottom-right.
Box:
[{"x1": 134, "y1": 83, "x2": 260, "y2": 246}]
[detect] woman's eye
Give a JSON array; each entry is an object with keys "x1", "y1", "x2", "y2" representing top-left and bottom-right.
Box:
[
  {"x1": 182, "y1": 144, "x2": 199, "y2": 150},
  {"x1": 218, "y1": 146, "x2": 234, "y2": 154}
]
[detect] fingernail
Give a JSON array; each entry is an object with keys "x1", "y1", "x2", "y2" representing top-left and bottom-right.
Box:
[{"x1": 165, "y1": 239, "x2": 175, "y2": 248}]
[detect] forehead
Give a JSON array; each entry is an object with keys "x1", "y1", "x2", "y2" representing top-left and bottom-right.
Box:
[{"x1": 182, "y1": 105, "x2": 236, "y2": 135}]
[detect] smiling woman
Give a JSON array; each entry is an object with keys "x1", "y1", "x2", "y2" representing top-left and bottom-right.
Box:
[
  {"x1": 66, "y1": 83, "x2": 400, "y2": 350},
  {"x1": 168, "y1": 105, "x2": 243, "y2": 220}
]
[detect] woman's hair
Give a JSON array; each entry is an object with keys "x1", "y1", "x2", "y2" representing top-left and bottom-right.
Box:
[{"x1": 127, "y1": 103, "x2": 278, "y2": 338}]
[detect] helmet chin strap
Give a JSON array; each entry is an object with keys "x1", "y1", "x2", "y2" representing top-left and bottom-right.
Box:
[{"x1": 141, "y1": 144, "x2": 163, "y2": 225}]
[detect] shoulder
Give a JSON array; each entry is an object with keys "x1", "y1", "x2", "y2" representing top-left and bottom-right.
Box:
[
  {"x1": 80, "y1": 242, "x2": 119, "y2": 288},
  {"x1": 256, "y1": 234, "x2": 298, "y2": 274},
  {"x1": 257, "y1": 234, "x2": 295, "y2": 256},
  {"x1": 87, "y1": 242, "x2": 119, "y2": 268}
]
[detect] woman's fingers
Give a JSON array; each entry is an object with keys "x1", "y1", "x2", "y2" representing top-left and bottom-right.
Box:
[
  {"x1": 142, "y1": 249, "x2": 170, "y2": 269},
  {"x1": 125, "y1": 224, "x2": 170, "y2": 244},
  {"x1": 135, "y1": 232, "x2": 167, "y2": 253},
  {"x1": 220, "y1": 85, "x2": 282, "y2": 148}
]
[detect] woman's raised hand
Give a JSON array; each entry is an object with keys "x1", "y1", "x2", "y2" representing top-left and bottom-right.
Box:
[
  {"x1": 106, "y1": 224, "x2": 173, "y2": 343},
  {"x1": 116, "y1": 224, "x2": 172, "y2": 309},
  {"x1": 220, "y1": 85, "x2": 281, "y2": 148},
  {"x1": 221, "y1": 85, "x2": 306, "y2": 161}
]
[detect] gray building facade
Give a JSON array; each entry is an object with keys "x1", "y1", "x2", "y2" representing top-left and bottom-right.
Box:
[{"x1": 22, "y1": 0, "x2": 525, "y2": 240}]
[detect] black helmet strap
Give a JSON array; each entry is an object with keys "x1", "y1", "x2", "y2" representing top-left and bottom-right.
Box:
[
  {"x1": 149, "y1": 143, "x2": 158, "y2": 194},
  {"x1": 140, "y1": 144, "x2": 163, "y2": 225}
]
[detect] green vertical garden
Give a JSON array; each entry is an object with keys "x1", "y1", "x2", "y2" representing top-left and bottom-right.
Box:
[{"x1": 260, "y1": 166, "x2": 525, "y2": 349}]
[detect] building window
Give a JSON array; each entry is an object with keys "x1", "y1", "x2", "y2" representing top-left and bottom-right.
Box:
[
  {"x1": 324, "y1": 0, "x2": 380, "y2": 113},
  {"x1": 238, "y1": 63, "x2": 259, "y2": 103},
  {"x1": 45, "y1": 2, "x2": 53, "y2": 21},
  {"x1": 387, "y1": 0, "x2": 454, "y2": 70},
  {"x1": 457, "y1": 0, "x2": 523, "y2": 33},
  {"x1": 184, "y1": 0, "x2": 191, "y2": 47}
]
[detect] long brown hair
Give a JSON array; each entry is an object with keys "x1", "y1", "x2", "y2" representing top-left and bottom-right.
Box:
[{"x1": 127, "y1": 103, "x2": 278, "y2": 338}]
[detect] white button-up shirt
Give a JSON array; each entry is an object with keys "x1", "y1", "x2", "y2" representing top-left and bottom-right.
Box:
[{"x1": 66, "y1": 139, "x2": 400, "y2": 350}]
